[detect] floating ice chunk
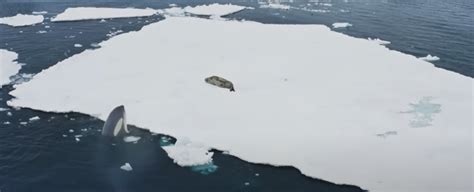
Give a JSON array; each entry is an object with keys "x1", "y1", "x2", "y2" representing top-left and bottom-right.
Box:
[
  {"x1": 99, "y1": 19, "x2": 106, "y2": 23},
  {"x1": 0, "y1": 49, "x2": 22, "y2": 86},
  {"x1": 75, "y1": 134, "x2": 83, "y2": 138},
  {"x1": 3, "y1": 121, "x2": 10, "y2": 125},
  {"x1": 123, "y1": 136, "x2": 141, "y2": 143},
  {"x1": 7, "y1": 17, "x2": 473, "y2": 192},
  {"x1": 0, "y1": 108, "x2": 8, "y2": 112},
  {"x1": 106, "y1": 30, "x2": 123, "y2": 37},
  {"x1": 332, "y1": 22, "x2": 352, "y2": 28},
  {"x1": 75, "y1": 137, "x2": 80, "y2": 142},
  {"x1": 19, "y1": 122, "x2": 27, "y2": 125},
  {"x1": 169, "y1": 4, "x2": 177, "y2": 7},
  {"x1": 419, "y1": 54, "x2": 440, "y2": 62},
  {"x1": 36, "y1": 30, "x2": 47, "y2": 34},
  {"x1": 368, "y1": 38, "x2": 390, "y2": 45},
  {"x1": 51, "y1": 7, "x2": 158, "y2": 22},
  {"x1": 0, "y1": 14, "x2": 44, "y2": 27},
  {"x1": 6, "y1": 112, "x2": 12, "y2": 116},
  {"x1": 62, "y1": 134, "x2": 67, "y2": 137},
  {"x1": 44, "y1": 25, "x2": 50, "y2": 29},
  {"x1": 260, "y1": 3, "x2": 291, "y2": 10},
  {"x1": 184, "y1": 3, "x2": 248, "y2": 16},
  {"x1": 90, "y1": 43, "x2": 101, "y2": 48},
  {"x1": 120, "y1": 163, "x2": 133, "y2": 171},
  {"x1": 29, "y1": 116, "x2": 40, "y2": 121},
  {"x1": 74, "y1": 44, "x2": 83, "y2": 48},
  {"x1": 69, "y1": 129, "x2": 74, "y2": 133},
  {"x1": 32, "y1": 11, "x2": 48, "y2": 15},
  {"x1": 163, "y1": 138, "x2": 214, "y2": 167}
]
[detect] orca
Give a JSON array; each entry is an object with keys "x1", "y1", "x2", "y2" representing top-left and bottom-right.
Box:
[{"x1": 101, "y1": 105, "x2": 129, "y2": 137}]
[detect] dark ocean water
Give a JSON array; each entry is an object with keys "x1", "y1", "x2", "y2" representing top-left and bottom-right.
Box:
[{"x1": 0, "y1": 0, "x2": 472, "y2": 191}]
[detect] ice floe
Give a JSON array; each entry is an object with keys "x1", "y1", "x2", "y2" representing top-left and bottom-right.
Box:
[
  {"x1": 419, "y1": 54, "x2": 440, "y2": 61},
  {"x1": 36, "y1": 30, "x2": 47, "y2": 34},
  {"x1": 51, "y1": 7, "x2": 158, "y2": 22},
  {"x1": 162, "y1": 138, "x2": 213, "y2": 167},
  {"x1": 367, "y1": 37, "x2": 391, "y2": 45},
  {"x1": 183, "y1": 3, "x2": 247, "y2": 16},
  {"x1": 332, "y1": 22, "x2": 352, "y2": 28},
  {"x1": 0, "y1": 14, "x2": 44, "y2": 27},
  {"x1": 260, "y1": 3, "x2": 291, "y2": 10},
  {"x1": 120, "y1": 163, "x2": 133, "y2": 171},
  {"x1": 0, "y1": 49, "x2": 22, "y2": 86},
  {"x1": 74, "y1": 44, "x2": 83, "y2": 48},
  {"x1": 123, "y1": 136, "x2": 141, "y2": 143},
  {"x1": 8, "y1": 16, "x2": 473, "y2": 192},
  {"x1": 29, "y1": 116, "x2": 40, "y2": 121}
]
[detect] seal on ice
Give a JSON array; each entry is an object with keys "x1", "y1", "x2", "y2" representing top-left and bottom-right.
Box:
[{"x1": 205, "y1": 76, "x2": 235, "y2": 92}]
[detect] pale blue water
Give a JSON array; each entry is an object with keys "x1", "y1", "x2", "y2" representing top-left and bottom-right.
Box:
[{"x1": 0, "y1": 0, "x2": 472, "y2": 191}]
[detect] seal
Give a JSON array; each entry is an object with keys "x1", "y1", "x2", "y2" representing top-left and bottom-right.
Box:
[{"x1": 205, "y1": 76, "x2": 235, "y2": 92}]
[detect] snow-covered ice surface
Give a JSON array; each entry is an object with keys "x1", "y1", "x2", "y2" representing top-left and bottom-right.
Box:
[
  {"x1": 0, "y1": 14, "x2": 44, "y2": 27},
  {"x1": 419, "y1": 54, "x2": 440, "y2": 61},
  {"x1": 184, "y1": 3, "x2": 248, "y2": 16},
  {"x1": 332, "y1": 22, "x2": 352, "y2": 28},
  {"x1": 8, "y1": 16, "x2": 473, "y2": 192},
  {"x1": 0, "y1": 50, "x2": 22, "y2": 86},
  {"x1": 162, "y1": 138, "x2": 214, "y2": 167},
  {"x1": 51, "y1": 7, "x2": 158, "y2": 22}
]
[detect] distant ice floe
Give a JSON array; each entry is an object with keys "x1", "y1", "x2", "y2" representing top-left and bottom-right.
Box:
[
  {"x1": 260, "y1": 3, "x2": 291, "y2": 10},
  {"x1": 29, "y1": 116, "x2": 40, "y2": 121},
  {"x1": 332, "y1": 22, "x2": 352, "y2": 28},
  {"x1": 419, "y1": 54, "x2": 440, "y2": 61},
  {"x1": 123, "y1": 136, "x2": 141, "y2": 143},
  {"x1": 120, "y1": 163, "x2": 133, "y2": 171},
  {"x1": 367, "y1": 37, "x2": 390, "y2": 45},
  {"x1": 184, "y1": 3, "x2": 248, "y2": 16},
  {"x1": 32, "y1": 11, "x2": 48, "y2": 15},
  {"x1": 0, "y1": 49, "x2": 22, "y2": 86},
  {"x1": 162, "y1": 138, "x2": 213, "y2": 167},
  {"x1": 8, "y1": 15, "x2": 473, "y2": 192},
  {"x1": 0, "y1": 14, "x2": 44, "y2": 27},
  {"x1": 51, "y1": 7, "x2": 158, "y2": 22}
]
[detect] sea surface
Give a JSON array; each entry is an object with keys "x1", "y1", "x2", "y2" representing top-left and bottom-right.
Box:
[{"x1": 0, "y1": 0, "x2": 472, "y2": 191}]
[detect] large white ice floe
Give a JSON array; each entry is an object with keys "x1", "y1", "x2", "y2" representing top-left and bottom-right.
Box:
[
  {"x1": 0, "y1": 14, "x2": 44, "y2": 27},
  {"x1": 8, "y1": 16, "x2": 473, "y2": 192},
  {"x1": 183, "y1": 3, "x2": 248, "y2": 16},
  {"x1": 162, "y1": 138, "x2": 214, "y2": 167},
  {"x1": 0, "y1": 50, "x2": 22, "y2": 86},
  {"x1": 51, "y1": 7, "x2": 158, "y2": 22}
]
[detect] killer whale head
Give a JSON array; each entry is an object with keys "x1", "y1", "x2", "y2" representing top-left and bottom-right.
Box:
[{"x1": 102, "y1": 105, "x2": 129, "y2": 137}]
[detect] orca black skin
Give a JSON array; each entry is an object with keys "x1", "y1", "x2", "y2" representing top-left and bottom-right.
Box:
[{"x1": 102, "y1": 105, "x2": 129, "y2": 137}]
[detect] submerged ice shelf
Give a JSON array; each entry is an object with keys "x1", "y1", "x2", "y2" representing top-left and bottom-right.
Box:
[{"x1": 7, "y1": 13, "x2": 473, "y2": 192}]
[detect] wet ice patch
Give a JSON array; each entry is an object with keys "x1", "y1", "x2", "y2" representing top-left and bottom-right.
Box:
[
  {"x1": 123, "y1": 136, "x2": 141, "y2": 143},
  {"x1": 403, "y1": 97, "x2": 441, "y2": 128},
  {"x1": 190, "y1": 162, "x2": 218, "y2": 175},
  {"x1": 162, "y1": 137, "x2": 214, "y2": 167},
  {"x1": 52, "y1": 7, "x2": 158, "y2": 22},
  {"x1": 0, "y1": 14, "x2": 44, "y2": 27}
]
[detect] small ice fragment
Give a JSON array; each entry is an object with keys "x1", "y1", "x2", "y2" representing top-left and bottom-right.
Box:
[
  {"x1": 7, "y1": 112, "x2": 12, "y2": 116},
  {"x1": 32, "y1": 11, "x2": 48, "y2": 15},
  {"x1": 100, "y1": 19, "x2": 106, "y2": 23},
  {"x1": 20, "y1": 122, "x2": 28, "y2": 125},
  {"x1": 44, "y1": 25, "x2": 50, "y2": 28},
  {"x1": 69, "y1": 129, "x2": 74, "y2": 133},
  {"x1": 244, "y1": 182, "x2": 250, "y2": 186},
  {"x1": 62, "y1": 134, "x2": 67, "y2": 137},
  {"x1": 0, "y1": 108, "x2": 8, "y2": 111},
  {"x1": 332, "y1": 22, "x2": 352, "y2": 28},
  {"x1": 120, "y1": 163, "x2": 133, "y2": 171},
  {"x1": 255, "y1": 173, "x2": 260, "y2": 176},
  {"x1": 260, "y1": 3, "x2": 291, "y2": 10},
  {"x1": 29, "y1": 116, "x2": 40, "y2": 121},
  {"x1": 81, "y1": 128, "x2": 88, "y2": 131},
  {"x1": 169, "y1": 3, "x2": 177, "y2": 7},
  {"x1": 75, "y1": 135, "x2": 83, "y2": 138},
  {"x1": 37, "y1": 30, "x2": 47, "y2": 34},
  {"x1": 3, "y1": 121, "x2": 10, "y2": 125},
  {"x1": 123, "y1": 136, "x2": 141, "y2": 143},
  {"x1": 368, "y1": 38, "x2": 390, "y2": 45},
  {"x1": 75, "y1": 137, "x2": 80, "y2": 142},
  {"x1": 74, "y1": 44, "x2": 82, "y2": 48},
  {"x1": 419, "y1": 54, "x2": 440, "y2": 62},
  {"x1": 90, "y1": 43, "x2": 100, "y2": 48}
]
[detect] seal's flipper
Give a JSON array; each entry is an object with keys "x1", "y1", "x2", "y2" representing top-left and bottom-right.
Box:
[{"x1": 102, "y1": 105, "x2": 129, "y2": 137}]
